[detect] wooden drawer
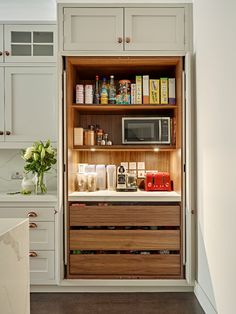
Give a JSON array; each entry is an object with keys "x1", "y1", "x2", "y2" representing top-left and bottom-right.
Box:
[
  {"x1": 0, "y1": 207, "x2": 55, "y2": 221},
  {"x1": 70, "y1": 254, "x2": 181, "y2": 277},
  {"x1": 29, "y1": 250, "x2": 55, "y2": 283},
  {"x1": 70, "y1": 205, "x2": 180, "y2": 226},
  {"x1": 70, "y1": 230, "x2": 180, "y2": 251},
  {"x1": 30, "y1": 221, "x2": 54, "y2": 250}
]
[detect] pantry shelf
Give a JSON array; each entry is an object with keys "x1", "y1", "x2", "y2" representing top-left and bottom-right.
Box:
[
  {"x1": 72, "y1": 145, "x2": 177, "y2": 152},
  {"x1": 72, "y1": 104, "x2": 177, "y2": 112}
]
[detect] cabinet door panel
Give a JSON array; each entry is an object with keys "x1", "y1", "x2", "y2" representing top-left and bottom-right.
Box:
[
  {"x1": 0, "y1": 207, "x2": 55, "y2": 221},
  {"x1": 64, "y1": 8, "x2": 123, "y2": 51},
  {"x1": 30, "y1": 221, "x2": 54, "y2": 250},
  {"x1": 0, "y1": 67, "x2": 4, "y2": 141},
  {"x1": 30, "y1": 250, "x2": 55, "y2": 283},
  {"x1": 5, "y1": 67, "x2": 56, "y2": 142},
  {"x1": 125, "y1": 8, "x2": 185, "y2": 51},
  {"x1": 0, "y1": 25, "x2": 3, "y2": 62},
  {"x1": 4, "y1": 25, "x2": 56, "y2": 62}
]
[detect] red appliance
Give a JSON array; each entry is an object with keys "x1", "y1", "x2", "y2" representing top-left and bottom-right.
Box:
[{"x1": 145, "y1": 172, "x2": 171, "y2": 191}]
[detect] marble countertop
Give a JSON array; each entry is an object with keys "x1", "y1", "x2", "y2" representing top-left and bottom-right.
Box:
[
  {"x1": 68, "y1": 190, "x2": 181, "y2": 202},
  {"x1": 0, "y1": 191, "x2": 57, "y2": 203},
  {"x1": 0, "y1": 218, "x2": 28, "y2": 238}
]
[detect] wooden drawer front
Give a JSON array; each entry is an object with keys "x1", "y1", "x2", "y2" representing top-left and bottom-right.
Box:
[
  {"x1": 70, "y1": 254, "x2": 181, "y2": 276},
  {"x1": 0, "y1": 207, "x2": 55, "y2": 221},
  {"x1": 30, "y1": 222, "x2": 54, "y2": 250},
  {"x1": 30, "y1": 250, "x2": 55, "y2": 283},
  {"x1": 70, "y1": 230, "x2": 180, "y2": 251},
  {"x1": 70, "y1": 205, "x2": 180, "y2": 226}
]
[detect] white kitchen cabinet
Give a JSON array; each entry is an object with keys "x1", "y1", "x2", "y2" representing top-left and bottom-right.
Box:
[
  {"x1": 30, "y1": 251, "x2": 55, "y2": 283},
  {"x1": 0, "y1": 25, "x2": 3, "y2": 62},
  {"x1": 3, "y1": 66, "x2": 56, "y2": 143},
  {"x1": 4, "y1": 24, "x2": 56, "y2": 62},
  {"x1": 30, "y1": 221, "x2": 54, "y2": 250},
  {"x1": 0, "y1": 67, "x2": 4, "y2": 141},
  {"x1": 63, "y1": 8, "x2": 123, "y2": 51},
  {"x1": 62, "y1": 6, "x2": 188, "y2": 53}
]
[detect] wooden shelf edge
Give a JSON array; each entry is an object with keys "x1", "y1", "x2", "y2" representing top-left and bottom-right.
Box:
[
  {"x1": 72, "y1": 104, "x2": 178, "y2": 111},
  {"x1": 72, "y1": 145, "x2": 177, "y2": 152}
]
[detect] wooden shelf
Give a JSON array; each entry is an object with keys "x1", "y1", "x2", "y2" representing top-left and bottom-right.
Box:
[
  {"x1": 72, "y1": 104, "x2": 177, "y2": 112},
  {"x1": 72, "y1": 145, "x2": 177, "y2": 152}
]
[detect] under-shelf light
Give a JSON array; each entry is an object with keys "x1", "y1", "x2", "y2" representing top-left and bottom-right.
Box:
[
  {"x1": 90, "y1": 148, "x2": 96, "y2": 152},
  {"x1": 154, "y1": 148, "x2": 159, "y2": 152}
]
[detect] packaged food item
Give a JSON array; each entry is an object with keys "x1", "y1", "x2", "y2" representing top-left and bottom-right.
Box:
[
  {"x1": 116, "y1": 80, "x2": 131, "y2": 104},
  {"x1": 77, "y1": 163, "x2": 88, "y2": 173},
  {"x1": 85, "y1": 84, "x2": 93, "y2": 104},
  {"x1": 84, "y1": 164, "x2": 96, "y2": 173},
  {"x1": 107, "y1": 165, "x2": 116, "y2": 191},
  {"x1": 150, "y1": 79, "x2": 160, "y2": 104},
  {"x1": 73, "y1": 127, "x2": 83, "y2": 146},
  {"x1": 84, "y1": 129, "x2": 95, "y2": 146},
  {"x1": 96, "y1": 129, "x2": 104, "y2": 145},
  {"x1": 160, "y1": 78, "x2": 168, "y2": 104},
  {"x1": 109, "y1": 75, "x2": 116, "y2": 104},
  {"x1": 94, "y1": 75, "x2": 100, "y2": 104},
  {"x1": 168, "y1": 78, "x2": 176, "y2": 105},
  {"x1": 76, "y1": 173, "x2": 88, "y2": 191},
  {"x1": 87, "y1": 172, "x2": 97, "y2": 192},
  {"x1": 100, "y1": 77, "x2": 108, "y2": 105},
  {"x1": 135, "y1": 76, "x2": 142, "y2": 104},
  {"x1": 142, "y1": 75, "x2": 149, "y2": 104},
  {"x1": 96, "y1": 165, "x2": 106, "y2": 190},
  {"x1": 131, "y1": 83, "x2": 136, "y2": 104},
  {"x1": 76, "y1": 84, "x2": 84, "y2": 104}
]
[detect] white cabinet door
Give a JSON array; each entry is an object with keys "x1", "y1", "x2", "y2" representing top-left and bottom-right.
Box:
[
  {"x1": 30, "y1": 221, "x2": 54, "y2": 250},
  {"x1": 0, "y1": 67, "x2": 4, "y2": 141},
  {"x1": 125, "y1": 8, "x2": 185, "y2": 51},
  {"x1": 5, "y1": 67, "x2": 57, "y2": 142},
  {"x1": 4, "y1": 25, "x2": 56, "y2": 62},
  {"x1": 30, "y1": 250, "x2": 55, "y2": 283},
  {"x1": 0, "y1": 207, "x2": 55, "y2": 221},
  {"x1": 0, "y1": 25, "x2": 3, "y2": 62},
  {"x1": 64, "y1": 8, "x2": 123, "y2": 51}
]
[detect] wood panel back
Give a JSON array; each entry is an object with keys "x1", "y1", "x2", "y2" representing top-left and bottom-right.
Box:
[{"x1": 70, "y1": 205, "x2": 180, "y2": 226}]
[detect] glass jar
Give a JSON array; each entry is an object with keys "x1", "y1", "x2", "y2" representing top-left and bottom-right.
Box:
[
  {"x1": 116, "y1": 80, "x2": 131, "y2": 104},
  {"x1": 96, "y1": 129, "x2": 104, "y2": 145},
  {"x1": 76, "y1": 173, "x2": 88, "y2": 191},
  {"x1": 87, "y1": 172, "x2": 97, "y2": 192}
]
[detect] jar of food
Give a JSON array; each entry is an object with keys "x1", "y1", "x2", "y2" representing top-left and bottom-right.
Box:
[
  {"x1": 84, "y1": 129, "x2": 95, "y2": 146},
  {"x1": 116, "y1": 80, "x2": 131, "y2": 104},
  {"x1": 96, "y1": 129, "x2": 104, "y2": 145},
  {"x1": 87, "y1": 172, "x2": 97, "y2": 192},
  {"x1": 76, "y1": 173, "x2": 88, "y2": 191}
]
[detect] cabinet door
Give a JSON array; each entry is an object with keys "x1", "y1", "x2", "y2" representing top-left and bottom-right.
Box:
[
  {"x1": 5, "y1": 67, "x2": 57, "y2": 142},
  {"x1": 0, "y1": 67, "x2": 4, "y2": 141},
  {"x1": 30, "y1": 250, "x2": 55, "y2": 283},
  {"x1": 30, "y1": 221, "x2": 54, "y2": 250},
  {"x1": 125, "y1": 8, "x2": 185, "y2": 51},
  {"x1": 0, "y1": 25, "x2": 3, "y2": 62},
  {"x1": 4, "y1": 25, "x2": 56, "y2": 62},
  {"x1": 63, "y1": 8, "x2": 123, "y2": 51}
]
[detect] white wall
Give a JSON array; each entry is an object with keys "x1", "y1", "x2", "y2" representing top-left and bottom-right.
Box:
[{"x1": 194, "y1": 0, "x2": 236, "y2": 313}]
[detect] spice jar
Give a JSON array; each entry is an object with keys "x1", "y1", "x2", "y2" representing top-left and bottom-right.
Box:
[
  {"x1": 84, "y1": 129, "x2": 95, "y2": 146},
  {"x1": 116, "y1": 80, "x2": 131, "y2": 104},
  {"x1": 96, "y1": 129, "x2": 104, "y2": 145}
]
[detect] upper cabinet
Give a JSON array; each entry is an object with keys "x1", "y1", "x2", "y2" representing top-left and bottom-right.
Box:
[
  {"x1": 61, "y1": 6, "x2": 191, "y2": 54},
  {"x1": 1, "y1": 25, "x2": 56, "y2": 62},
  {"x1": 0, "y1": 25, "x2": 3, "y2": 62}
]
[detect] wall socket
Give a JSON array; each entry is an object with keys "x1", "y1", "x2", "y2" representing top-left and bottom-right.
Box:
[{"x1": 11, "y1": 171, "x2": 23, "y2": 180}]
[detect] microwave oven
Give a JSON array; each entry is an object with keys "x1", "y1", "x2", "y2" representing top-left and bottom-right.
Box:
[{"x1": 122, "y1": 117, "x2": 171, "y2": 144}]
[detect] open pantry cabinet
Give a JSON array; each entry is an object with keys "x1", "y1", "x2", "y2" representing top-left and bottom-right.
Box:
[{"x1": 62, "y1": 56, "x2": 191, "y2": 280}]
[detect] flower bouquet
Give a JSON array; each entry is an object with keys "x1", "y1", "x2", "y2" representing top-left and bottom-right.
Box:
[{"x1": 22, "y1": 140, "x2": 57, "y2": 194}]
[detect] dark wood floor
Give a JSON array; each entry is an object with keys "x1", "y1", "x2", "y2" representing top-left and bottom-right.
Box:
[{"x1": 31, "y1": 292, "x2": 205, "y2": 314}]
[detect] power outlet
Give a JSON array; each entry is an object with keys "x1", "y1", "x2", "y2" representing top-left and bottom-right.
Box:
[{"x1": 11, "y1": 171, "x2": 23, "y2": 180}]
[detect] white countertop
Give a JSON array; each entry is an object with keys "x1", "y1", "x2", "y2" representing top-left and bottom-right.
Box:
[
  {"x1": 69, "y1": 189, "x2": 181, "y2": 202},
  {"x1": 0, "y1": 192, "x2": 57, "y2": 203},
  {"x1": 0, "y1": 218, "x2": 28, "y2": 238}
]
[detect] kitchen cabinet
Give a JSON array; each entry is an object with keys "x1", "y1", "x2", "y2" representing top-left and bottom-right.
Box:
[
  {"x1": 0, "y1": 66, "x2": 56, "y2": 144},
  {"x1": 0, "y1": 25, "x2": 3, "y2": 62},
  {"x1": 62, "y1": 6, "x2": 188, "y2": 53},
  {"x1": 0, "y1": 67, "x2": 4, "y2": 141},
  {"x1": 2, "y1": 24, "x2": 56, "y2": 63},
  {"x1": 0, "y1": 205, "x2": 56, "y2": 284}
]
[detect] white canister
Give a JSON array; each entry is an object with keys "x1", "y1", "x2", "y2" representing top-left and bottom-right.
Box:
[
  {"x1": 107, "y1": 165, "x2": 116, "y2": 191},
  {"x1": 96, "y1": 165, "x2": 106, "y2": 190}
]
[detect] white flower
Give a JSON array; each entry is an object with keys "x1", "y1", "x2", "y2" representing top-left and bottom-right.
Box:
[
  {"x1": 46, "y1": 146, "x2": 54, "y2": 155},
  {"x1": 23, "y1": 147, "x2": 34, "y2": 160}
]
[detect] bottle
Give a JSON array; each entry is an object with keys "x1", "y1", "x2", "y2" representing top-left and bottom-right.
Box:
[
  {"x1": 109, "y1": 75, "x2": 116, "y2": 104},
  {"x1": 100, "y1": 77, "x2": 108, "y2": 105},
  {"x1": 94, "y1": 75, "x2": 100, "y2": 104}
]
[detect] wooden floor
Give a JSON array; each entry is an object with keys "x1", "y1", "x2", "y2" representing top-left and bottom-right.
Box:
[{"x1": 31, "y1": 293, "x2": 205, "y2": 314}]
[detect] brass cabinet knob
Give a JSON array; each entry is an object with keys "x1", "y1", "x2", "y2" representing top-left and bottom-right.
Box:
[
  {"x1": 0, "y1": 51, "x2": 2, "y2": 56},
  {"x1": 118, "y1": 37, "x2": 123, "y2": 43},
  {"x1": 28, "y1": 211, "x2": 38, "y2": 218},
  {"x1": 6, "y1": 131, "x2": 11, "y2": 135},
  {"x1": 125, "y1": 37, "x2": 131, "y2": 43},
  {"x1": 5, "y1": 51, "x2": 10, "y2": 56},
  {"x1": 29, "y1": 222, "x2": 38, "y2": 229},
  {"x1": 29, "y1": 251, "x2": 38, "y2": 257},
  {"x1": 0, "y1": 131, "x2": 3, "y2": 135}
]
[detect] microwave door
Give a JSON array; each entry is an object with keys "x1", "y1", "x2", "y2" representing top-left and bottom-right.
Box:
[{"x1": 125, "y1": 120, "x2": 156, "y2": 143}]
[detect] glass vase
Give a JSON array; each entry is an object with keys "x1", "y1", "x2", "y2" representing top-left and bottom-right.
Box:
[{"x1": 34, "y1": 172, "x2": 47, "y2": 194}]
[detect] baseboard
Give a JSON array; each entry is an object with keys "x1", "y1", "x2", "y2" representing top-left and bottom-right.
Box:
[{"x1": 194, "y1": 282, "x2": 217, "y2": 314}]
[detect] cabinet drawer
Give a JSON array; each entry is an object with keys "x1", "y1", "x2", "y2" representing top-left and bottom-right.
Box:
[
  {"x1": 70, "y1": 254, "x2": 181, "y2": 277},
  {"x1": 70, "y1": 205, "x2": 180, "y2": 226},
  {"x1": 30, "y1": 221, "x2": 54, "y2": 250},
  {"x1": 29, "y1": 250, "x2": 55, "y2": 283},
  {"x1": 70, "y1": 230, "x2": 180, "y2": 251},
  {"x1": 0, "y1": 207, "x2": 55, "y2": 221}
]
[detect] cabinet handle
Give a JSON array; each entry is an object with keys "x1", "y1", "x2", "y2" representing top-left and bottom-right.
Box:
[
  {"x1": 28, "y1": 211, "x2": 38, "y2": 218},
  {"x1": 125, "y1": 37, "x2": 131, "y2": 43},
  {"x1": 6, "y1": 131, "x2": 11, "y2": 135},
  {"x1": 0, "y1": 131, "x2": 3, "y2": 135},
  {"x1": 0, "y1": 51, "x2": 2, "y2": 56},
  {"x1": 29, "y1": 222, "x2": 38, "y2": 229},
  {"x1": 5, "y1": 51, "x2": 10, "y2": 56},
  {"x1": 117, "y1": 37, "x2": 123, "y2": 44},
  {"x1": 29, "y1": 251, "x2": 38, "y2": 257}
]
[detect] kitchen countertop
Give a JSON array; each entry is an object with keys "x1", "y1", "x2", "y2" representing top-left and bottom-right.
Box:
[
  {"x1": 0, "y1": 191, "x2": 57, "y2": 203},
  {"x1": 68, "y1": 190, "x2": 181, "y2": 202}
]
